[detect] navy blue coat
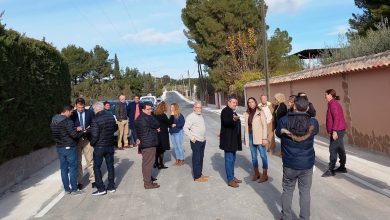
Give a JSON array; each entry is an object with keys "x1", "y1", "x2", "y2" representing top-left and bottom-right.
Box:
[
  {"x1": 276, "y1": 112, "x2": 319, "y2": 170},
  {"x1": 71, "y1": 108, "x2": 94, "y2": 129},
  {"x1": 127, "y1": 101, "x2": 142, "y2": 129}
]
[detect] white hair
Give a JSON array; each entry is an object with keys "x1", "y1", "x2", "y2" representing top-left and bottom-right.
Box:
[
  {"x1": 92, "y1": 102, "x2": 104, "y2": 112},
  {"x1": 193, "y1": 101, "x2": 202, "y2": 107}
]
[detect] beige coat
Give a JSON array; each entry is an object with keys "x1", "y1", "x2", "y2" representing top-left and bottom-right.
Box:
[{"x1": 244, "y1": 109, "x2": 267, "y2": 147}]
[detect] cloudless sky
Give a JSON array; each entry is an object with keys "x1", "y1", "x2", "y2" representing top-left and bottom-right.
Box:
[{"x1": 1, "y1": 0, "x2": 361, "y2": 79}]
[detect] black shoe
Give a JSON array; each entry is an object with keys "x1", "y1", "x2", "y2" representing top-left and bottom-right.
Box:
[
  {"x1": 77, "y1": 183, "x2": 84, "y2": 190},
  {"x1": 153, "y1": 163, "x2": 157, "y2": 168},
  {"x1": 92, "y1": 190, "x2": 107, "y2": 196},
  {"x1": 321, "y1": 170, "x2": 335, "y2": 177},
  {"x1": 151, "y1": 176, "x2": 157, "y2": 182},
  {"x1": 334, "y1": 166, "x2": 347, "y2": 173},
  {"x1": 158, "y1": 165, "x2": 168, "y2": 169},
  {"x1": 106, "y1": 187, "x2": 116, "y2": 193},
  {"x1": 91, "y1": 182, "x2": 96, "y2": 188}
]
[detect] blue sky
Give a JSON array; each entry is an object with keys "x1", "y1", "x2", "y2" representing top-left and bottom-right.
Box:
[{"x1": 1, "y1": 0, "x2": 361, "y2": 79}]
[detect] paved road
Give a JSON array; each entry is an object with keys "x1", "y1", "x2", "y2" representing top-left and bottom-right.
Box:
[{"x1": 39, "y1": 92, "x2": 390, "y2": 220}]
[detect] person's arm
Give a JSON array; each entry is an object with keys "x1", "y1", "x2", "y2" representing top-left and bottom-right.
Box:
[
  {"x1": 260, "y1": 112, "x2": 267, "y2": 139},
  {"x1": 330, "y1": 103, "x2": 342, "y2": 132},
  {"x1": 221, "y1": 108, "x2": 235, "y2": 127},
  {"x1": 183, "y1": 115, "x2": 193, "y2": 138},
  {"x1": 307, "y1": 102, "x2": 316, "y2": 117},
  {"x1": 275, "y1": 116, "x2": 287, "y2": 138},
  {"x1": 66, "y1": 119, "x2": 82, "y2": 140},
  {"x1": 176, "y1": 114, "x2": 185, "y2": 129},
  {"x1": 89, "y1": 119, "x2": 99, "y2": 146},
  {"x1": 161, "y1": 114, "x2": 174, "y2": 126},
  {"x1": 148, "y1": 116, "x2": 160, "y2": 129}
]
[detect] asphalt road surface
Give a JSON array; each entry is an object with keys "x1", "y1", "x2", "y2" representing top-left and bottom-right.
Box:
[{"x1": 39, "y1": 92, "x2": 390, "y2": 220}]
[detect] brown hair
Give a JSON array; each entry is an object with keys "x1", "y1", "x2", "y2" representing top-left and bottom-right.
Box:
[
  {"x1": 154, "y1": 101, "x2": 167, "y2": 115},
  {"x1": 171, "y1": 103, "x2": 181, "y2": 118},
  {"x1": 325, "y1": 89, "x2": 340, "y2": 100},
  {"x1": 246, "y1": 97, "x2": 258, "y2": 113}
]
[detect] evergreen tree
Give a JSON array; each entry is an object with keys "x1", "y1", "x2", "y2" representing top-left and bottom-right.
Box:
[{"x1": 113, "y1": 53, "x2": 120, "y2": 79}]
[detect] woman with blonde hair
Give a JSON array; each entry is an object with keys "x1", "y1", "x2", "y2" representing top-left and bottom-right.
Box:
[
  {"x1": 244, "y1": 97, "x2": 269, "y2": 182},
  {"x1": 169, "y1": 103, "x2": 186, "y2": 165},
  {"x1": 153, "y1": 101, "x2": 174, "y2": 169}
]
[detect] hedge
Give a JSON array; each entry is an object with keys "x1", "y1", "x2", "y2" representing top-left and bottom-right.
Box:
[{"x1": 0, "y1": 23, "x2": 71, "y2": 164}]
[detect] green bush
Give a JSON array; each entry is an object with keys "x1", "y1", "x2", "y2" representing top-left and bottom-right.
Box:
[
  {"x1": 0, "y1": 23, "x2": 70, "y2": 164},
  {"x1": 321, "y1": 19, "x2": 390, "y2": 64}
]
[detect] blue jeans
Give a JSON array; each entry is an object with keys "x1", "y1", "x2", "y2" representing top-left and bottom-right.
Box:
[
  {"x1": 93, "y1": 147, "x2": 115, "y2": 191},
  {"x1": 224, "y1": 151, "x2": 236, "y2": 182},
  {"x1": 191, "y1": 140, "x2": 206, "y2": 179},
  {"x1": 249, "y1": 133, "x2": 268, "y2": 169},
  {"x1": 57, "y1": 146, "x2": 78, "y2": 192},
  {"x1": 171, "y1": 130, "x2": 184, "y2": 160},
  {"x1": 281, "y1": 166, "x2": 313, "y2": 220},
  {"x1": 129, "y1": 128, "x2": 137, "y2": 145}
]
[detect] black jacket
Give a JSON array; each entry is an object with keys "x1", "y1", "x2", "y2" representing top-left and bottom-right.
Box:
[
  {"x1": 154, "y1": 114, "x2": 174, "y2": 151},
  {"x1": 90, "y1": 111, "x2": 118, "y2": 147},
  {"x1": 307, "y1": 102, "x2": 316, "y2": 117},
  {"x1": 51, "y1": 114, "x2": 82, "y2": 147},
  {"x1": 275, "y1": 103, "x2": 288, "y2": 129},
  {"x1": 115, "y1": 101, "x2": 128, "y2": 121},
  {"x1": 135, "y1": 112, "x2": 160, "y2": 149},
  {"x1": 219, "y1": 106, "x2": 242, "y2": 152}
]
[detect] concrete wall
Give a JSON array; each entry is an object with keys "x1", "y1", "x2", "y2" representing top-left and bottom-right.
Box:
[
  {"x1": 244, "y1": 67, "x2": 390, "y2": 155},
  {"x1": 0, "y1": 146, "x2": 57, "y2": 194}
]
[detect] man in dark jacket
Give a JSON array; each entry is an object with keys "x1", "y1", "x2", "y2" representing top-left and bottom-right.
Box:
[
  {"x1": 135, "y1": 103, "x2": 161, "y2": 189},
  {"x1": 70, "y1": 97, "x2": 95, "y2": 190},
  {"x1": 51, "y1": 105, "x2": 83, "y2": 195},
  {"x1": 220, "y1": 97, "x2": 242, "y2": 188},
  {"x1": 276, "y1": 96, "x2": 319, "y2": 220},
  {"x1": 90, "y1": 102, "x2": 118, "y2": 196},
  {"x1": 297, "y1": 92, "x2": 316, "y2": 117},
  {"x1": 127, "y1": 95, "x2": 142, "y2": 147},
  {"x1": 115, "y1": 95, "x2": 129, "y2": 149}
]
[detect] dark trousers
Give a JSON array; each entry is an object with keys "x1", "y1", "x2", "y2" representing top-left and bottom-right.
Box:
[
  {"x1": 328, "y1": 130, "x2": 346, "y2": 170},
  {"x1": 190, "y1": 140, "x2": 206, "y2": 179},
  {"x1": 93, "y1": 147, "x2": 115, "y2": 192},
  {"x1": 142, "y1": 147, "x2": 156, "y2": 185},
  {"x1": 281, "y1": 166, "x2": 313, "y2": 220}
]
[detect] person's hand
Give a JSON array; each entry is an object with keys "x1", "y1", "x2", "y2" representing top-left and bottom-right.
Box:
[
  {"x1": 136, "y1": 139, "x2": 141, "y2": 145},
  {"x1": 157, "y1": 128, "x2": 161, "y2": 133},
  {"x1": 262, "y1": 139, "x2": 268, "y2": 146},
  {"x1": 233, "y1": 115, "x2": 240, "y2": 121},
  {"x1": 172, "y1": 124, "x2": 177, "y2": 128},
  {"x1": 191, "y1": 136, "x2": 196, "y2": 143},
  {"x1": 76, "y1": 126, "x2": 82, "y2": 131},
  {"x1": 332, "y1": 131, "x2": 338, "y2": 140}
]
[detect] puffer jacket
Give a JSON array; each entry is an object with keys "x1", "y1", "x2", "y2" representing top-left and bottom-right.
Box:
[
  {"x1": 276, "y1": 112, "x2": 319, "y2": 170},
  {"x1": 135, "y1": 112, "x2": 160, "y2": 149},
  {"x1": 51, "y1": 114, "x2": 82, "y2": 147},
  {"x1": 90, "y1": 111, "x2": 118, "y2": 147}
]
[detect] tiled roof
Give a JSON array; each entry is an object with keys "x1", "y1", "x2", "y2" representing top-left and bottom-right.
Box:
[{"x1": 245, "y1": 50, "x2": 390, "y2": 88}]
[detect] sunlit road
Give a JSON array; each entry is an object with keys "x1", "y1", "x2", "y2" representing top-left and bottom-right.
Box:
[{"x1": 39, "y1": 91, "x2": 390, "y2": 220}]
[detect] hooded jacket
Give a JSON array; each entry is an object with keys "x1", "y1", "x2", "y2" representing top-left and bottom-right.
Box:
[
  {"x1": 51, "y1": 114, "x2": 82, "y2": 147},
  {"x1": 276, "y1": 112, "x2": 319, "y2": 170}
]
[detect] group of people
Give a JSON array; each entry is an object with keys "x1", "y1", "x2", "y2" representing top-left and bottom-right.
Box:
[
  {"x1": 51, "y1": 89, "x2": 348, "y2": 219},
  {"x1": 211, "y1": 89, "x2": 347, "y2": 220},
  {"x1": 50, "y1": 98, "x2": 117, "y2": 195}
]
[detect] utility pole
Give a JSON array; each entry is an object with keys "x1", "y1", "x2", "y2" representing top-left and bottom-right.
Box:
[
  {"x1": 260, "y1": 0, "x2": 270, "y2": 99},
  {"x1": 188, "y1": 70, "x2": 191, "y2": 98}
]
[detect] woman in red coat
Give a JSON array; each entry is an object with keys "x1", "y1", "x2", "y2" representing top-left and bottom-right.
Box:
[{"x1": 322, "y1": 89, "x2": 348, "y2": 177}]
